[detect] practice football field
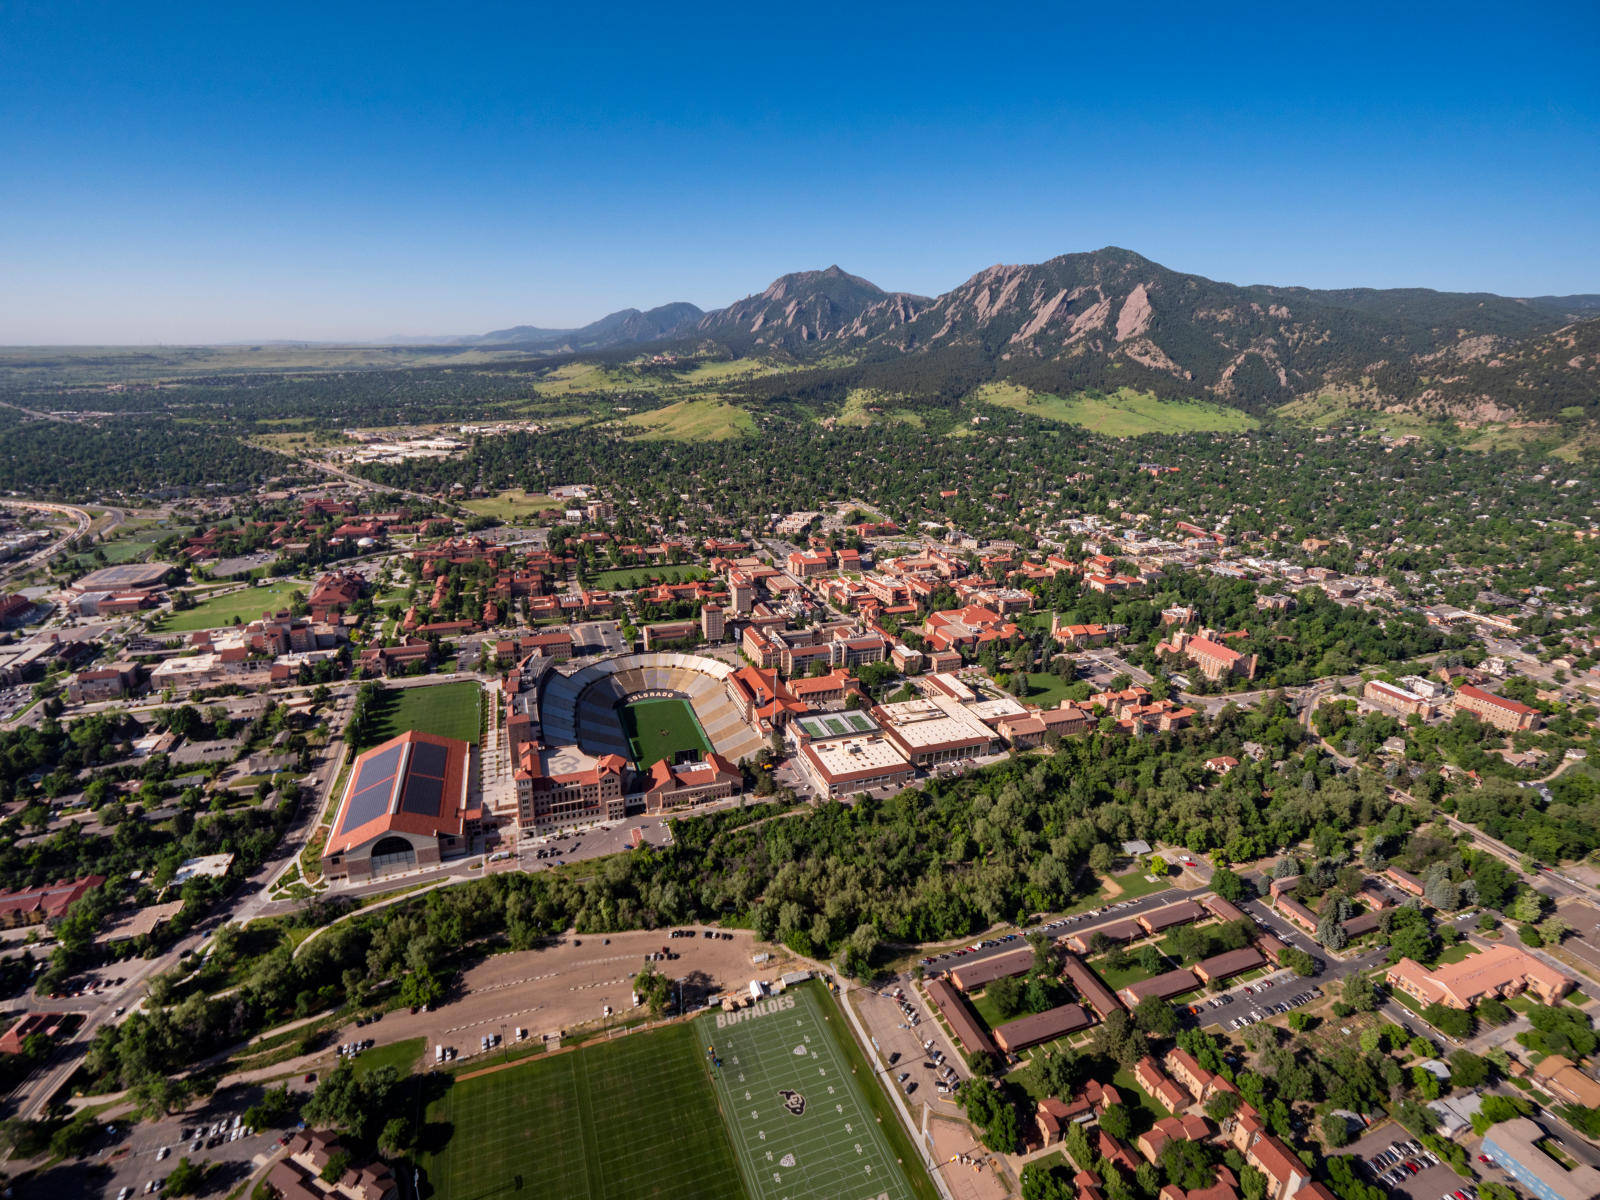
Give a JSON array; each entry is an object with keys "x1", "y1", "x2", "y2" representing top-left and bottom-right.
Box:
[
  {"x1": 621, "y1": 696, "x2": 711, "y2": 766},
  {"x1": 700, "y1": 984, "x2": 927, "y2": 1200},
  {"x1": 417, "y1": 1023, "x2": 744, "y2": 1199}
]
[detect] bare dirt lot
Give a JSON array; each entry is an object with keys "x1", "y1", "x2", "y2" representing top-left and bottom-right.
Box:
[
  {"x1": 927, "y1": 1111, "x2": 1011, "y2": 1200},
  {"x1": 230, "y1": 925, "x2": 796, "y2": 1085}
]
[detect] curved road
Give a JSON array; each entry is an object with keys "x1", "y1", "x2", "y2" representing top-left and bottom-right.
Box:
[{"x1": 0, "y1": 498, "x2": 92, "y2": 584}]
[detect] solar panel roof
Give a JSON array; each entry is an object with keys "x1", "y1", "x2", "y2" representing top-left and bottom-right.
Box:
[
  {"x1": 409, "y1": 740, "x2": 448, "y2": 778},
  {"x1": 400, "y1": 775, "x2": 444, "y2": 817},
  {"x1": 340, "y1": 775, "x2": 396, "y2": 834},
  {"x1": 354, "y1": 742, "x2": 405, "y2": 790}
]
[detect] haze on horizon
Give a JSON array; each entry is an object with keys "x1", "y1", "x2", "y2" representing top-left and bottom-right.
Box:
[{"x1": 1, "y1": 1, "x2": 1596, "y2": 345}]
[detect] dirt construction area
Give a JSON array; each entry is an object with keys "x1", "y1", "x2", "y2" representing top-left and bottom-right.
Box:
[
  {"x1": 230, "y1": 926, "x2": 795, "y2": 1085},
  {"x1": 429, "y1": 926, "x2": 790, "y2": 1051}
]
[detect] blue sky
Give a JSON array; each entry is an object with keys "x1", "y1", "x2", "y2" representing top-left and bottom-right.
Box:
[{"x1": 2, "y1": 1, "x2": 1596, "y2": 343}]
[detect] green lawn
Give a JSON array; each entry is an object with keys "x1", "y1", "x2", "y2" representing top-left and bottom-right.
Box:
[
  {"x1": 417, "y1": 1021, "x2": 744, "y2": 1200},
  {"x1": 613, "y1": 398, "x2": 756, "y2": 441},
  {"x1": 154, "y1": 580, "x2": 306, "y2": 632},
  {"x1": 1012, "y1": 672, "x2": 1079, "y2": 707},
  {"x1": 354, "y1": 1037, "x2": 425, "y2": 1080},
  {"x1": 976, "y1": 382, "x2": 1258, "y2": 436},
  {"x1": 588, "y1": 562, "x2": 707, "y2": 590},
  {"x1": 1089, "y1": 955, "x2": 1166, "y2": 992},
  {"x1": 1434, "y1": 943, "x2": 1481, "y2": 966},
  {"x1": 1110, "y1": 1067, "x2": 1168, "y2": 1128},
  {"x1": 621, "y1": 697, "x2": 711, "y2": 767},
  {"x1": 1107, "y1": 870, "x2": 1177, "y2": 901},
  {"x1": 360, "y1": 682, "x2": 483, "y2": 750},
  {"x1": 967, "y1": 988, "x2": 1007, "y2": 1032},
  {"x1": 461, "y1": 488, "x2": 564, "y2": 522}
]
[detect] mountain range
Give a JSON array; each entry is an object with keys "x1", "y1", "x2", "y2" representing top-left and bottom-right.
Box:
[{"x1": 462, "y1": 249, "x2": 1599, "y2": 423}]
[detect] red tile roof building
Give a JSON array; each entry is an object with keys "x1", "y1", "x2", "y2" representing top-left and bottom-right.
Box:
[
  {"x1": 640, "y1": 754, "x2": 741, "y2": 814},
  {"x1": 1036, "y1": 1080, "x2": 1123, "y2": 1146},
  {"x1": 1454, "y1": 684, "x2": 1543, "y2": 732},
  {"x1": 922, "y1": 605, "x2": 1019, "y2": 655},
  {"x1": 1386, "y1": 943, "x2": 1574, "y2": 1010},
  {"x1": 0, "y1": 875, "x2": 105, "y2": 928},
  {"x1": 1157, "y1": 630, "x2": 1258, "y2": 682},
  {"x1": 322, "y1": 732, "x2": 476, "y2": 883}
]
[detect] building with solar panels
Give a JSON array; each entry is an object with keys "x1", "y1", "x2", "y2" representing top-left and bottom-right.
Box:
[{"x1": 321, "y1": 731, "x2": 477, "y2": 882}]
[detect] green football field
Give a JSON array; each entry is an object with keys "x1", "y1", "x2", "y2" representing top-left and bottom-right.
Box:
[
  {"x1": 621, "y1": 696, "x2": 711, "y2": 766},
  {"x1": 359, "y1": 681, "x2": 482, "y2": 750},
  {"x1": 417, "y1": 1021, "x2": 745, "y2": 1200},
  {"x1": 701, "y1": 984, "x2": 932, "y2": 1200}
]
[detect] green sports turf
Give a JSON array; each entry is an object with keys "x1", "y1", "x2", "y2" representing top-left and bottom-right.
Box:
[
  {"x1": 417, "y1": 1021, "x2": 745, "y2": 1200},
  {"x1": 360, "y1": 682, "x2": 482, "y2": 750},
  {"x1": 620, "y1": 697, "x2": 711, "y2": 767},
  {"x1": 153, "y1": 579, "x2": 305, "y2": 632},
  {"x1": 701, "y1": 983, "x2": 930, "y2": 1200}
]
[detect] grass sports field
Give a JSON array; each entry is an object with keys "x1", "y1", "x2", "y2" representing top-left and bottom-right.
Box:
[
  {"x1": 702, "y1": 982, "x2": 934, "y2": 1200},
  {"x1": 361, "y1": 682, "x2": 482, "y2": 749},
  {"x1": 418, "y1": 1021, "x2": 745, "y2": 1200},
  {"x1": 154, "y1": 580, "x2": 305, "y2": 632},
  {"x1": 621, "y1": 697, "x2": 710, "y2": 766}
]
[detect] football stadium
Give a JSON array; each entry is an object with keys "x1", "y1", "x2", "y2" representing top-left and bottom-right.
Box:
[{"x1": 506, "y1": 651, "x2": 768, "y2": 834}]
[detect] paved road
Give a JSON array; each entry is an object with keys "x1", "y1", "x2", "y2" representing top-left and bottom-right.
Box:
[
  {"x1": 0, "y1": 498, "x2": 92, "y2": 585},
  {"x1": 3, "y1": 703, "x2": 348, "y2": 1119}
]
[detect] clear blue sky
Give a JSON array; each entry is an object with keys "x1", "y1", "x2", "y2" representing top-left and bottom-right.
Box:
[{"x1": 2, "y1": 1, "x2": 1596, "y2": 343}]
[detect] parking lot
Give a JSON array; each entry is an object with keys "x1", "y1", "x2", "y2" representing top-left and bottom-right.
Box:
[
  {"x1": 29, "y1": 1084, "x2": 283, "y2": 1200},
  {"x1": 1337, "y1": 1128, "x2": 1471, "y2": 1200},
  {"x1": 856, "y1": 984, "x2": 965, "y2": 1107},
  {"x1": 0, "y1": 683, "x2": 34, "y2": 721},
  {"x1": 1213, "y1": 978, "x2": 1320, "y2": 1031}
]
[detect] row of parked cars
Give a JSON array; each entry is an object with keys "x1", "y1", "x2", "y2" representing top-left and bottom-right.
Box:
[
  {"x1": 886, "y1": 987, "x2": 921, "y2": 1030},
  {"x1": 921, "y1": 1038, "x2": 958, "y2": 1093},
  {"x1": 1226, "y1": 989, "x2": 1316, "y2": 1029},
  {"x1": 185, "y1": 1113, "x2": 251, "y2": 1153},
  {"x1": 338, "y1": 1038, "x2": 375, "y2": 1057},
  {"x1": 920, "y1": 932, "x2": 1024, "y2": 966},
  {"x1": 1365, "y1": 1138, "x2": 1441, "y2": 1186}
]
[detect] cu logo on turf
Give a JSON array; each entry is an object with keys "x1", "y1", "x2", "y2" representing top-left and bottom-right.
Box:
[{"x1": 778, "y1": 1089, "x2": 807, "y2": 1116}]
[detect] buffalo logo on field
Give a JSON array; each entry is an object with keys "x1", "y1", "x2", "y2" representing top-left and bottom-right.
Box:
[{"x1": 777, "y1": 1089, "x2": 806, "y2": 1116}]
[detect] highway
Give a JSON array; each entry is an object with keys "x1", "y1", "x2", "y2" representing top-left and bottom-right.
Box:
[{"x1": 0, "y1": 498, "x2": 92, "y2": 584}]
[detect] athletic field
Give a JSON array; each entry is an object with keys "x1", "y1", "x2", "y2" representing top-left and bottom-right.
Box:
[
  {"x1": 700, "y1": 984, "x2": 930, "y2": 1200},
  {"x1": 417, "y1": 1022, "x2": 744, "y2": 1199},
  {"x1": 621, "y1": 696, "x2": 710, "y2": 767},
  {"x1": 358, "y1": 681, "x2": 482, "y2": 750}
]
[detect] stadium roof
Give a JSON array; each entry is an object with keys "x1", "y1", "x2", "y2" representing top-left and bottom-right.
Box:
[
  {"x1": 72, "y1": 562, "x2": 172, "y2": 592},
  {"x1": 328, "y1": 730, "x2": 471, "y2": 855}
]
